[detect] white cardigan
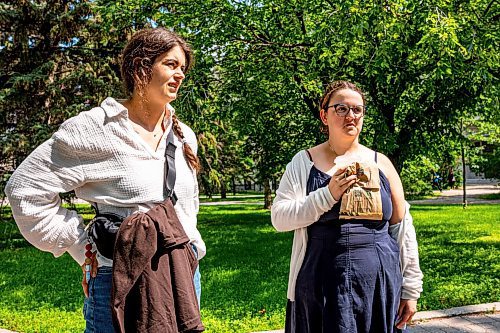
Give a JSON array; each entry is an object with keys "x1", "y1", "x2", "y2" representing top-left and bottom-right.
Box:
[{"x1": 271, "y1": 150, "x2": 423, "y2": 301}]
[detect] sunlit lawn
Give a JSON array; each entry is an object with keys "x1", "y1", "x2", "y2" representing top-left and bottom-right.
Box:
[
  {"x1": 0, "y1": 203, "x2": 498, "y2": 332},
  {"x1": 199, "y1": 195, "x2": 264, "y2": 203}
]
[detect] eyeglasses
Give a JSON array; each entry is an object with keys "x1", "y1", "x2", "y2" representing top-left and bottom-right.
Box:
[{"x1": 327, "y1": 104, "x2": 366, "y2": 118}]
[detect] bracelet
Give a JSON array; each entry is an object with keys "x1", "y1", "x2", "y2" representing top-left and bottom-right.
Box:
[{"x1": 84, "y1": 243, "x2": 93, "y2": 283}]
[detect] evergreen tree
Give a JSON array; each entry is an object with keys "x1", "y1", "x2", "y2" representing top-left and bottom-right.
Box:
[{"x1": 0, "y1": 0, "x2": 127, "y2": 193}]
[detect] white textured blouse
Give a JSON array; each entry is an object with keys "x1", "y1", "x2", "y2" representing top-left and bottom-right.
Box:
[
  {"x1": 5, "y1": 97, "x2": 206, "y2": 267},
  {"x1": 271, "y1": 150, "x2": 423, "y2": 301}
]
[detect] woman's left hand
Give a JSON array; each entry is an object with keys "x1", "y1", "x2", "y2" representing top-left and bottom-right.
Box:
[{"x1": 396, "y1": 299, "x2": 417, "y2": 329}]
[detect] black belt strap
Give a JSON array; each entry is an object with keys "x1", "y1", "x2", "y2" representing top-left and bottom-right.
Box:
[{"x1": 164, "y1": 128, "x2": 177, "y2": 205}]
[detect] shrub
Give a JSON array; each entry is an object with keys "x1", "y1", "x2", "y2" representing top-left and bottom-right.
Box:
[{"x1": 401, "y1": 156, "x2": 435, "y2": 198}]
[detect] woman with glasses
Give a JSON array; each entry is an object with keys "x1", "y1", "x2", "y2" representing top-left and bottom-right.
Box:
[{"x1": 271, "y1": 80, "x2": 423, "y2": 332}]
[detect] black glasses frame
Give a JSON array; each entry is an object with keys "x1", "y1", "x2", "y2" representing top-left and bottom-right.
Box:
[{"x1": 327, "y1": 103, "x2": 366, "y2": 117}]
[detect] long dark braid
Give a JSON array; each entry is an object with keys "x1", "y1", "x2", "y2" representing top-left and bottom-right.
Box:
[{"x1": 172, "y1": 114, "x2": 200, "y2": 172}]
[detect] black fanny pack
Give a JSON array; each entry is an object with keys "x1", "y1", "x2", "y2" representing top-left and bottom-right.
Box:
[{"x1": 87, "y1": 129, "x2": 178, "y2": 260}]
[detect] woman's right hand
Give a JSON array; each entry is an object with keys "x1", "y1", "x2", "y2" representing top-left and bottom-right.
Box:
[
  {"x1": 328, "y1": 167, "x2": 358, "y2": 201},
  {"x1": 81, "y1": 252, "x2": 98, "y2": 298}
]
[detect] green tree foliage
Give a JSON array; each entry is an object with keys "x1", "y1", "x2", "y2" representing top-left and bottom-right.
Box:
[
  {"x1": 400, "y1": 156, "x2": 436, "y2": 197},
  {"x1": 142, "y1": 0, "x2": 498, "y2": 204},
  {"x1": 467, "y1": 114, "x2": 500, "y2": 179},
  {"x1": 96, "y1": 1, "x2": 256, "y2": 199},
  {"x1": 2, "y1": 0, "x2": 498, "y2": 203},
  {"x1": 0, "y1": 0, "x2": 128, "y2": 193}
]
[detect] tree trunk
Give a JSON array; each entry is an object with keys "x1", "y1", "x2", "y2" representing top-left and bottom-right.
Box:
[
  {"x1": 220, "y1": 179, "x2": 227, "y2": 199},
  {"x1": 461, "y1": 119, "x2": 467, "y2": 209},
  {"x1": 461, "y1": 144, "x2": 467, "y2": 209},
  {"x1": 263, "y1": 179, "x2": 272, "y2": 209}
]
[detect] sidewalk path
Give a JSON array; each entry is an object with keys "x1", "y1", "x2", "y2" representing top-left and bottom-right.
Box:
[
  {"x1": 199, "y1": 184, "x2": 500, "y2": 206},
  {"x1": 200, "y1": 200, "x2": 264, "y2": 205},
  {"x1": 253, "y1": 302, "x2": 500, "y2": 333},
  {"x1": 408, "y1": 184, "x2": 500, "y2": 205}
]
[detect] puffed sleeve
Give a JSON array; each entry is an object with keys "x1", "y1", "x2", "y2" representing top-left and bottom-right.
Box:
[{"x1": 5, "y1": 125, "x2": 87, "y2": 265}]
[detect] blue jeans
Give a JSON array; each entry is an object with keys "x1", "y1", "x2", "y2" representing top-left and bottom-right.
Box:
[
  {"x1": 83, "y1": 266, "x2": 114, "y2": 333},
  {"x1": 84, "y1": 247, "x2": 201, "y2": 333},
  {"x1": 191, "y1": 245, "x2": 202, "y2": 307}
]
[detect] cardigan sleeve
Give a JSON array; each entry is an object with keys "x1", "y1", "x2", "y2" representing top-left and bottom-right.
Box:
[
  {"x1": 5, "y1": 124, "x2": 88, "y2": 265},
  {"x1": 271, "y1": 153, "x2": 337, "y2": 232},
  {"x1": 389, "y1": 202, "x2": 424, "y2": 300}
]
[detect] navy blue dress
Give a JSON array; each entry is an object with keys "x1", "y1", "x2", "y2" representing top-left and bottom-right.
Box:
[{"x1": 285, "y1": 153, "x2": 406, "y2": 333}]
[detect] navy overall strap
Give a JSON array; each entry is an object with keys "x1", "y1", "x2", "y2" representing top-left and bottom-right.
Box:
[
  {"x1": 305, "y1": 149, "x2": 313, "y2": 162},
  {"x1": 164, "y1": 129, "x2": 178, "y2": 204}
]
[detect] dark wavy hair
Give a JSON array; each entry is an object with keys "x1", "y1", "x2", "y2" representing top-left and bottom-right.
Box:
[
  {"x1": 120, "y1": 28, "x2": 199, "y2": 171},
  {"x1": 120, "y1": 28, "x2": 193, "y2": 96}
]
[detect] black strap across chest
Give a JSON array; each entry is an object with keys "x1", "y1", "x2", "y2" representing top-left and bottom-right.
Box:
[
  {"x1": 164, "y1": 129, "x2": 177, "y2": 204},
  {"x1": 92, "y1": 128, "x2": 178, "y2": 215}
]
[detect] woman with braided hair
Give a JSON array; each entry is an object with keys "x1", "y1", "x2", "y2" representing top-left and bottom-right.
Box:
[
  {"x1": 5, "y1": 28, "x2": 205, "y2": 332},
  {"x1": 272, "y1": 80, "x2": 423, "y2": 332}
]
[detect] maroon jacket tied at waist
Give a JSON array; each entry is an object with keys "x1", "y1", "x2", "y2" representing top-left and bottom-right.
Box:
[{"x1": 111, "y1": 199, "x2": 204, "y2": 333}]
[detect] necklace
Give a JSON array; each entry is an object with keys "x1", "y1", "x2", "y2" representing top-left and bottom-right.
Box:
[
  {"x1": 131, "y1": 123, "x2": 164, "y2": 138},
  {"x1": 327, "y1": 140, "x2": 340, "y2": 157},
  {"x1": 128, "y1": 104, "x2": 168, "y2": 138},
  {"x1": 153, "y1": 106, "x2": 169, "y2": 137},
  {"x1": 152, "y1": 125, "x2": 165, "y2": 138},
  {"x1": 153, "y1": 129, "x2": 161, "y2": 138}
]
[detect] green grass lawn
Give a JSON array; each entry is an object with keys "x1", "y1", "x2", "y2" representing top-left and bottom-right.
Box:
[
  {"x1": 411, "y1": 204, "x2": 500, "y2": 311},
  {"x1": 478, "y1": 192, "x2": 500, "y2": 200},
  {"x1": 0, "y1": 204, "x2": 499, "y2": 332},
  {"x1": 199, "y1": 195, "x2": 264, "y2": 204}
]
